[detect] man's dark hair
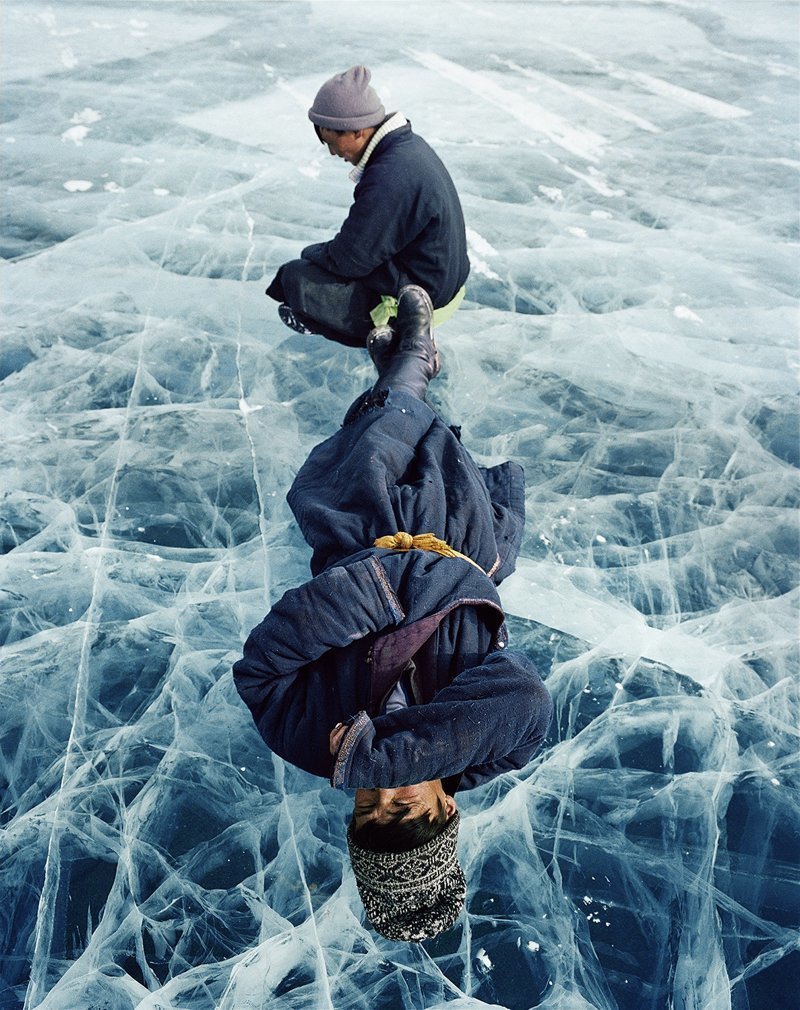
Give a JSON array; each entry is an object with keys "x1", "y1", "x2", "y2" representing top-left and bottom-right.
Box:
[
  {"x1": 351, "y1": 798, "x2": 450, "y2": 854},
  {"x1": 314, "y1": 124, "x2": 347, "y2": 142}
]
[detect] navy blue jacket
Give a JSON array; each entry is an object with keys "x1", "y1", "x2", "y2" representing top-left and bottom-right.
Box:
[
  {"x1": 300, "y1": 123, "x2": 470, "y2": 308},
  {"x1": 233, "y1": 390, "x2": 552, "y2": 791}
]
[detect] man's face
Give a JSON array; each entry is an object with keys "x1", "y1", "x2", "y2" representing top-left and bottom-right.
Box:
[
  {"x1": 318, "y1": 126, "x2": 371, "y2": 165},
  {"x1": 353, "y1": 781, "x2": 457, "y2": 829}
]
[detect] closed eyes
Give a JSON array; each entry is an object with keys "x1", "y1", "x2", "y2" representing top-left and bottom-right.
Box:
[{"x1": 355, "y1": 801, "x2": 413, "y2": 814}]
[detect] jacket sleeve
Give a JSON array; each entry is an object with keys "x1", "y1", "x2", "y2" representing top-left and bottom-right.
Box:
[
  {"x1": 233, "y1": 557, "x2": 404, "y2": 768},
  {"x1": 479, "y1": 461, "x2": 526, "y2": 584},
  {"x1": 301, "y1": 165, "x2": 425, "y2": 280},
  {"x1": 331, "y1": 650, "x2": 552, "y2": 789}
]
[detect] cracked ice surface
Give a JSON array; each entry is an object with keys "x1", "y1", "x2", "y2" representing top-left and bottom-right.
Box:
[{"x1": 1, "y1": 2, "x2": 798, "y2": 1008}]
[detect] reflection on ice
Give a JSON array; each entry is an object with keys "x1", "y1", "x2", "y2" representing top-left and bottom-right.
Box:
[{"x1": 1, "y1": 1, "x2": 798, "y2": 1008}]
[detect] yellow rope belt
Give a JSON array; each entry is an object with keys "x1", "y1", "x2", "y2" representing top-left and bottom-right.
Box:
[{"x1": 373, "y1": 531, "x2": 485, "y2": 573}]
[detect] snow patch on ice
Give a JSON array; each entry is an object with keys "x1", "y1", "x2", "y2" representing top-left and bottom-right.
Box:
[
  {"x1": 466, "y1": 227, "x2": 502, "y2": 281},
  {"x1": 61, "y1": 126, "x2": 90, "y2": 145},
  {"x1": 674, "y1": 305, "x2": 703, "y2": 323},
  {"x1": 476, "y1": 948, "x2": 493, "y2": 971},
  {"x1": 72, "y1": 107, "x2": 102, "y2": 125},
  {"x1": 60, "y1": 47, "x2": 78, "y2": 70}
]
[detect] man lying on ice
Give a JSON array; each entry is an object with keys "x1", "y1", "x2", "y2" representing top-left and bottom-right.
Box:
[{"x1": 233, "y1": 286, "x2": 553, "y2": 941}]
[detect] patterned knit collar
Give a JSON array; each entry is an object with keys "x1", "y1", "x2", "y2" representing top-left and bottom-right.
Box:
[{"x1": 349, "y1": 112, "x2": 409, "y2": 183}]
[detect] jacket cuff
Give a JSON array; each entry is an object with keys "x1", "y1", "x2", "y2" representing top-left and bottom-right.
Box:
[{"x1": 331, "y1": 711, "x2": 372, "y2": 789}]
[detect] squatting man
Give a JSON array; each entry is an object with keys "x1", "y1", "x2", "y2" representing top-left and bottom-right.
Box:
[
  {"x1": 265, "y1": 64, "x2": 470, "y2": 348},
  {"x1": 234, "y1": 284, "x2": 553, "y2": 941}
]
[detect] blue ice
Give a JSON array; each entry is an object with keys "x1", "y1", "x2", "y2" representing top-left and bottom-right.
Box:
[{"x1": 1, "y1": 2, "x2": 798, "y2": 1008}]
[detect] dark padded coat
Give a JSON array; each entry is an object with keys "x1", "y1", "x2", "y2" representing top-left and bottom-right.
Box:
[
  {"x1": 300, "y1": 123, "x2": 470, "y2": 308},
  {"x1": 233, "y1": 389, "x2": 552, "y2": 792}
]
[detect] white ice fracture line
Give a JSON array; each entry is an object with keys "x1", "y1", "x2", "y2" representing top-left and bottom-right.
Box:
[
  {"x1": 547, "y1": 41, "x2": 752, "y2": 120},
  {"x1": 408, "y1": 50, "x2": 608, "y2": 162},
  {"x1": 494, "y1": 56, "x2": 663, "y2": 134}
]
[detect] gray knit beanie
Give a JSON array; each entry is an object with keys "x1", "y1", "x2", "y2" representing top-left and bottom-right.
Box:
[
  {"x1": 347, "y1": 812, "x2": 465, "y2": 942},
  {"x1": 308, "y1": 65, "x2": 385, "y2": 131}
]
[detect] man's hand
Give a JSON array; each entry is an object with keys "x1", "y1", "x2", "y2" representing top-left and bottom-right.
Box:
[
  {"x1": 329, "y1": 722, "x2": 348, "y2": 756},
  {"x1": 301, "y1": 242, "x2": 328, "y2": 262}
]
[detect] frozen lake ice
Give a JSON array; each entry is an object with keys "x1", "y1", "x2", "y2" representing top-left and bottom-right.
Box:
[{"x1": 1, "y1": 2, "x2": 798, "y2": 1008}]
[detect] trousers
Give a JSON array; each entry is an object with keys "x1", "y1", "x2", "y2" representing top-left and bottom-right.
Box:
[{"x1": 266, "y1": 259, "x2": 379, "y2": 347}]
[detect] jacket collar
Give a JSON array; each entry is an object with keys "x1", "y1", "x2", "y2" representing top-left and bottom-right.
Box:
[{"x1": 349, "y1": 111, "x2": 409, "y2": 183}]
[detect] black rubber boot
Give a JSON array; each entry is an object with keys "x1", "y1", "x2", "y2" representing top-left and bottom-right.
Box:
[
  {"x1": 372, "y1": 286, "x2": 439, "y2": 399},
  {"x1": 366, "y1": 323, "x2": 396, "y2": 373}
]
